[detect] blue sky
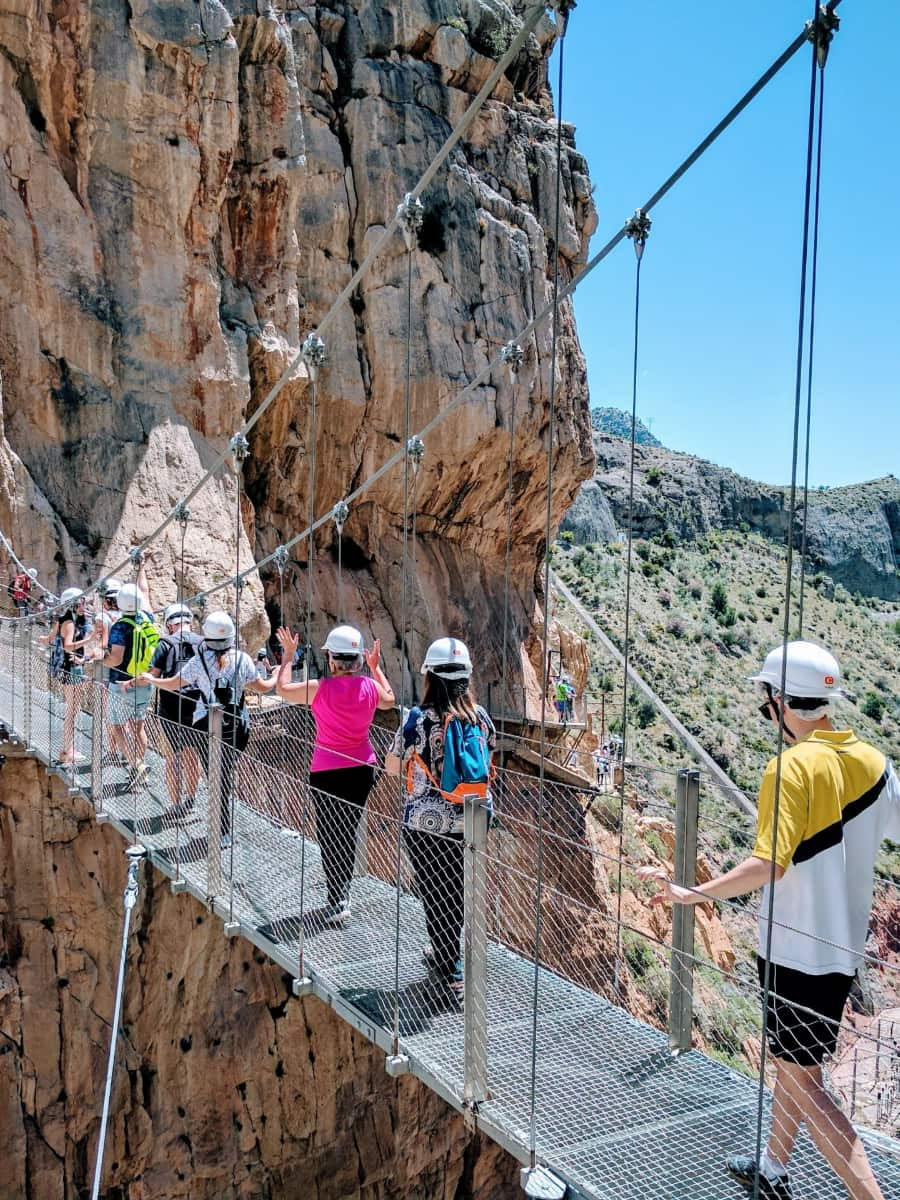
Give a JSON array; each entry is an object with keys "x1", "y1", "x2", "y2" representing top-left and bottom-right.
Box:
[{"x1": 553, "y1": 1, "x2": 899, "y2": 488}]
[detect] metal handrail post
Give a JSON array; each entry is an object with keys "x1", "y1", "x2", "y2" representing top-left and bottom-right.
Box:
[
  {"x1": 22, "y1": 621, "x2": 33, "y2": 750},
  {"x1": 668, "y1": 767, "x2": 700, "y2": 1052},
  {"x1": 463, "y1": 794, "x2": 490, "y2": 1104},
  {"x1": 90, "y1": 662, "x2": 105, "y2": 810},
  {"x1": 206, "y1": 704, "x2": 224, "y2": 900}
]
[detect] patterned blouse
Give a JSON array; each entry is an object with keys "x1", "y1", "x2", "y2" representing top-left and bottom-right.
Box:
[{"x1": 391, "y1": 703, "x2": 496, "y2": 836}]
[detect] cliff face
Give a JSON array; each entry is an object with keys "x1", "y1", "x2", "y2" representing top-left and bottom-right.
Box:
[
  {"x1": 0, "y1": 0, "x2": 596, "y2": 673},
  {"x1": 562, "y1": 432, "x2": 900, "y2": 599},
  {"x1": 0, "y1": 753, "x2": 520, "y2": 1200}
]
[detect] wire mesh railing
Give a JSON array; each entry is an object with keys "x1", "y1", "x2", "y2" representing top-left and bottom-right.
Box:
[{"x1": 1, "y1": 624, "x2": 899, "y2": 1197}]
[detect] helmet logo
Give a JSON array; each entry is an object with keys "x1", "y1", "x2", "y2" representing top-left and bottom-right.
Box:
[{"x1": 825, "y1": 675, "x2": 834, "y2": 686}]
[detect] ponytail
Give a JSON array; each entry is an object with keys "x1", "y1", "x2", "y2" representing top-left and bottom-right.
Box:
[{"x1": 422, "y1": 671, "x2": 478, "y2": 724}]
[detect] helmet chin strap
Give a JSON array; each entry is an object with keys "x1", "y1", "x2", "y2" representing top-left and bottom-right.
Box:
[{"x1": 760, "y1": 687, "x2": 799, "y2": 743}]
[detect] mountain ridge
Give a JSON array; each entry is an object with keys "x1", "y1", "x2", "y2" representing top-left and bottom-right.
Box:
[{"x1": 564, "y1": 426, "x2": 900, "y2": 599}]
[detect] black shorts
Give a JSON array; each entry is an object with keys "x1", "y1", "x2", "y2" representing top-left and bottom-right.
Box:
[{"x1": 757, "y1": 956, "x2": 853, "y2": 1067}]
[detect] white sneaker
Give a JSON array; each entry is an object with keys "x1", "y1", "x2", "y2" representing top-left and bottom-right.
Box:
[{"x1": 319, "y1": 901, "x2": 351, "y2": 928}]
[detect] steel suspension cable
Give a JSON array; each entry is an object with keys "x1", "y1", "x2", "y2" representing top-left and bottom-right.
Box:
[
  {"x1": 158, "y1": 7, "x2": 839, "y2": 626},
  {"x1": 498, "y1": 341, "x2": 525, "y2": 743},
  {"x1": 614, "y1": 210, "x2": 651, "y2": 993},
  {"x1": 527, "y1": 9, "x2": 569, "y2": 1166},
  {"x1": 228, "y1": 437, "x2": 249, "y2": 908},
  {"x1": 90, "y1": 845, "x2": 145, "y2": 1200},
  {"x1": 173, "y1": 502, "x2": 190, "y2": 877},
  {"x1": 4, "y1": 6, "x2": 831, "y2": 637},
  {"x1": 302, "y1": 334, "x2": 325, "y2": 678},
  {"x1": 797, "y1": 61, "x2": 827, "y2": 636},
  {"x1": 754, "y1": 11, "x2": 826, "y2": 1194},
  {"x1": 391, "y1": 195, "x2": 423, "y2": 1061}
]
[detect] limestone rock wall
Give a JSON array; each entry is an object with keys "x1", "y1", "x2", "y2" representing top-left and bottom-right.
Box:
[
  {"x1": 0, "y1": 753, "x2": 520, "y2": 1199},
  {"x1": 0, "y1": 0, "x2": 596, "y2": 675}
]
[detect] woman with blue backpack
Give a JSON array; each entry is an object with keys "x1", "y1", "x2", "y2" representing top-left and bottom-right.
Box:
[{"x1": 385, "y1": 637, "x2": 495, "y2": 991}]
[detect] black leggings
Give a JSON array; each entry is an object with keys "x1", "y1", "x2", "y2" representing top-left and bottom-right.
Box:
[
  {"x1": 403, "y1": 828, "x2": 465, "y2": 974},
  {"x1": 310, "y1": 765, "x2": 376, "y2": 905}
]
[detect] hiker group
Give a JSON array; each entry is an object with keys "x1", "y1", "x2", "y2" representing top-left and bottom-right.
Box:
[{"x1": 32, "y1": 562, "x2": 493, "y2": 993}]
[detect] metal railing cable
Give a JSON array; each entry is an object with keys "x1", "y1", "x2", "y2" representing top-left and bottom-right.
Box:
[
  {"x1": 390, "y1": 194, "x2": 424, "y2": 1064},
  {"x1": 797, "y1": 36, "x2": 830, "y2": 636},
  {"x1": 527, "y1": 4, "x2": 571, "y2": 1169},
  {"x1": 613, "y1": 210, "x2": 651, "y2": 995},
  {"x1": 498, "y1": 341, "x2": 524, "y2": 754},
  {"x1": 754, "y1": 10, "x2": 828, "y2": 1196}
]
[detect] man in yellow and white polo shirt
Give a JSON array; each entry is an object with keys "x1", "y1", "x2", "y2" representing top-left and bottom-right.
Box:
[{"x1": 642, "y1": 640, "x2": 900, "y2": 1200}]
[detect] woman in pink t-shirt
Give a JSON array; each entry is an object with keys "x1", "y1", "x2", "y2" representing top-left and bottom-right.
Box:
[{"x1": 276, "y1": 623, "x2": 394, "y2": 926}]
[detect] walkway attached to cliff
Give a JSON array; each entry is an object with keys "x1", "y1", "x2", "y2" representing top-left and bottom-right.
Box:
[{"x1": 3, "y1": 648, "x2": 900, "y2": 1200}]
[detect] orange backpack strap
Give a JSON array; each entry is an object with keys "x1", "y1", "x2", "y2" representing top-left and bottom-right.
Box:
[{"x1": 406, "y1": 749, "x2": 441, "y2": 795}]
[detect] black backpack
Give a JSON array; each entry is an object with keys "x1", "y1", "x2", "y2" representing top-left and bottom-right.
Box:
[
  {"x1": 157, "y1": 631, "x2": 203, "y2": 725},
  {"x1": 198, "y1": 649, "x2": 250, "y2": 750}
]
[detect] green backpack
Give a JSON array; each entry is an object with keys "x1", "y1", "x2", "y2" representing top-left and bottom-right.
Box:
[{"x1": 120, "y1": 614, "x2": 160, "y2": 677}]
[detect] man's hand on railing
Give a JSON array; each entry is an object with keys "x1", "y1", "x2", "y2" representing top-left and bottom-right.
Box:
[{"x1": 636, "y1": 865, "x2": 700, "y2": 908}]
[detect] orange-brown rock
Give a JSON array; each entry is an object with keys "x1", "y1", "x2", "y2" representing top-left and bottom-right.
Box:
[
  {"x1": 0, "y1": 753, "x2": 520, "y2": 1199},
  {"x1": 0, "y1": 0, "x2": 596, "y2": 685}
]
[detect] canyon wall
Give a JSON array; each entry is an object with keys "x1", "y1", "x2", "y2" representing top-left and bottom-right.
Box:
[
  {"x1": 0, "y1": 0, "x2": 596, "y2": 681},
  {"x1": 0, "y1": 752, "x2": 521, "y2": 1199}
]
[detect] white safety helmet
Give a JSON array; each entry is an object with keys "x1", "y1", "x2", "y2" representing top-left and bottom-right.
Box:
[
  {"x1": 164, "y1": 602, "x2": 193, "y2": 627},
  {"x1": 420, "y1": 636, "x2": 472, "y2": 679},
  {"x1": 116, "y1": 583, "x2": 146, "y2": 614},
  {"x1": 59, "y1": 587, "x2": 83, "y2": 607},
  {"x1": 26, "y1": 567, "x2": 37, "y2": 580},
  {"x1": 101, "y1": 577, "x2": 123, "y2": 600},
  {"x1": 202, "y1": 610, "x2": 236, "y2": 649},
  {"x1": 749, "y1": 640, "x2": 843, "y2": 702},
  {"x1": 322, "y1": 625, "x2": 364, "y2": 657}
]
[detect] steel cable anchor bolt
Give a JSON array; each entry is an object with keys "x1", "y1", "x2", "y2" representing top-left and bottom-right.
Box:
[
  {"x1": 805, "y1": 4, "x2": 839, "y2": 69},
  {"x1": 397, "y1": 193, "x2": 425, "y2": 252},
  {"x1": 301, "y1": 332, "x2": 327, "y2": 382},
  {"x1": 624, "y1": 208, "x2": 651, "y2": 260}
]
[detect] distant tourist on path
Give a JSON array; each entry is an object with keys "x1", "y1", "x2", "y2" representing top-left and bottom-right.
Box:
[
  {"x1": 275, "y1": 623, "x2": 394, "y2": 927},
  {"x1": 640, "y1": 641, "x2": 898, "y2": 1200}
]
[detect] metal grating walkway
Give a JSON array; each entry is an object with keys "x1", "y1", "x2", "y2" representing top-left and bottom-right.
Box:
[{"x1": 2, "y1": 661, "x2": 900, "y2": 1200}]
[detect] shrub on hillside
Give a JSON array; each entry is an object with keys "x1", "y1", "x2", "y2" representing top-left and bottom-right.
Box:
[
  {"x1": 863, "y1": 692, "x2": 886, "y2": 722},
  {"x1": 710, "y1": 581, "x2": 729, "y2": 617},
  {"x1": 666, "y1": 617, "x2": 686, "y2": 639}
]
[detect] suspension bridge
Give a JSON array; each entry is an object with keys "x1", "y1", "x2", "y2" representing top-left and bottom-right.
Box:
[
  {"x1": 2, "y1": 632, "x2": 900, "y2": 1200},
  {"x1": 3, "y1": 1, "x2": 899, "y2": 1197}
]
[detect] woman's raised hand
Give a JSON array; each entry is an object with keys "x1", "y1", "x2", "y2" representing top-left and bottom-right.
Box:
[
  {"x1": 276, "y1": 626, "x2": 299, "y2": 663},
  {"x1": 364, "y1": 638, "x2": 381, "y2": 674}
]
